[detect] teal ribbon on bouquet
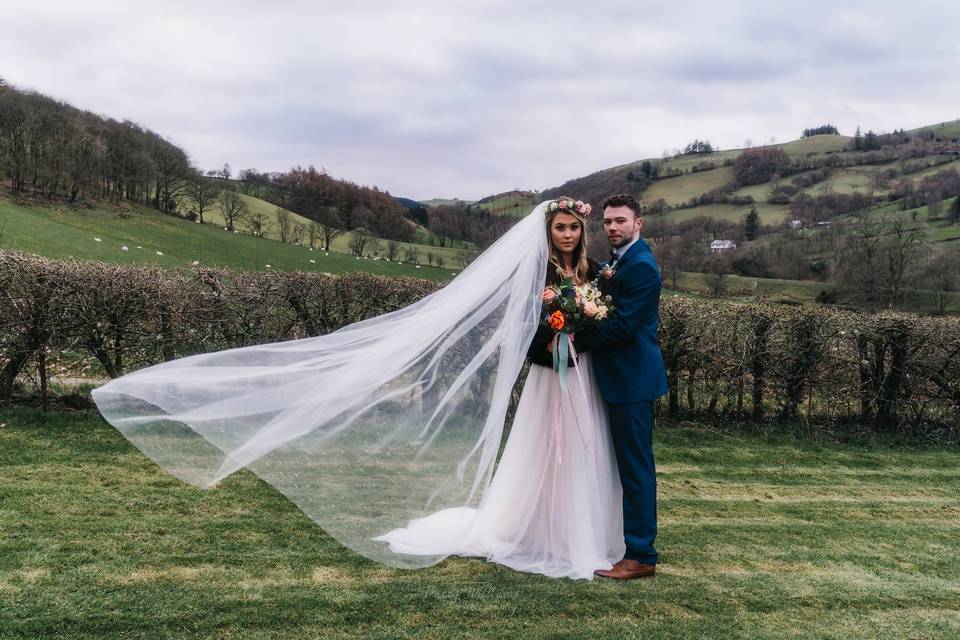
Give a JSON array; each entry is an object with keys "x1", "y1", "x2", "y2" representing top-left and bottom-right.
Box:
[{"x1": 551, "y1": 331, "x2": 573, "y2": 392}]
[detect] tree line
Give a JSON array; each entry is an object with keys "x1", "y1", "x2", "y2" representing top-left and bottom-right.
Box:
[
  {"x1": 0, "y1": 79, "x2": 191, "y2": 212},
  {"x1": 801, "y1": 124, "x2": 840, "y2": 137},
  {"x1": 0, "y1": 79, "x2": 444, "y2": 250},
  {"x1": 236, "y1": 166, "x2": 414, "y2": 243}
]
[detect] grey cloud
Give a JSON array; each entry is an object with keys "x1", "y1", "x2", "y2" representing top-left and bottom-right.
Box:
[{"x1": 1, "y1": 1, "x2": 958, "y2": 200}]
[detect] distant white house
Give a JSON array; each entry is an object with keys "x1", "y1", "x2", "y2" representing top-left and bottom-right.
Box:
[
  {"x1": 788, "y1": 219, "x2": 804, "y2": 230},
  {"x1": 711, "y1": 239, "x2": 737, "y2": 253}
]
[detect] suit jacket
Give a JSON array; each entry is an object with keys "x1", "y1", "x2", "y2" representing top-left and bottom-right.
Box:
[
  {"x1": 574, "y1": 238, "x2": 668, "y2": 404},
  {"x1": 526, "y1": 257, "x2": 601, "y2": 368}
]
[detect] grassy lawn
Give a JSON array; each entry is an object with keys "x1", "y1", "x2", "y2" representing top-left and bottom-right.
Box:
[
  {"x1": 0, "y1": 199, "x2": 459, "y2": 282},
  {"x1": 643, "y1": 166, "x2": 737, "y2": 207},
  {"x1": 1, "y1": 407, "x2": 957, "y2": 639}
]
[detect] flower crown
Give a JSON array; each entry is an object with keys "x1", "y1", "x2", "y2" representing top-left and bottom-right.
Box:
[{"x1": 547, "y1": 198, "x2": 592, "y2": 216}]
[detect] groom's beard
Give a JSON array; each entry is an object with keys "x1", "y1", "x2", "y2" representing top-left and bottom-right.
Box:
[{"x1": 608, "y1": 233, "x2": 639, "y2": 249}]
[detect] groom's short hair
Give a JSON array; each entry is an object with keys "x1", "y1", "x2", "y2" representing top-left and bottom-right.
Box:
[{"x1": 602, "y1": 193, "x2": 641, "y2": 217}]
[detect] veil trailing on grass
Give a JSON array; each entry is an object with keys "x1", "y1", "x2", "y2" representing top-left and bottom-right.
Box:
[{"x1": 91, "y1": 201, "x2": 549, "y2": 568}]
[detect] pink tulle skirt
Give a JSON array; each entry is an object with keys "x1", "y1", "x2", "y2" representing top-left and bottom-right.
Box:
[{"x1": 373, "y1": 353, "x2": 625, "y2": 579}]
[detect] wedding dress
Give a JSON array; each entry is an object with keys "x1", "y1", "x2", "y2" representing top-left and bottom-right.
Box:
[
  {"x1": 90, "y1": 199, "x2": 623, "y2": 580},
  {"x1": 372, "y1": 351, "x2": 625, "y2": 579}
]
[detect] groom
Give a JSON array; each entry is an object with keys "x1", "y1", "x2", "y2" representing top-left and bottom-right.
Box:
[{"x1": 574, "y1": 193, "x2": 668, "y2": 580}]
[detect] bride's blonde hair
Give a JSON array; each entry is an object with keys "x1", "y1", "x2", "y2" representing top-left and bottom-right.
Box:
[{"x1": 545, "y1": 196, "x2": 590, "y2": 284}]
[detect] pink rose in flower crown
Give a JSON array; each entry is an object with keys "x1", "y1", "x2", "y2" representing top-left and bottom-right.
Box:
[
  {"x1": 558, "y1": 199, "x2": 567, "y2": 209},
  {"x1": 583, "y1": 301, "x2": 599, "y2": 317}
]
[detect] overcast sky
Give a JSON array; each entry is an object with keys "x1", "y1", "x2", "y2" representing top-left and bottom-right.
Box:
[{"x1": 2, "y1": 1, "x2": 957, "y2": 200}]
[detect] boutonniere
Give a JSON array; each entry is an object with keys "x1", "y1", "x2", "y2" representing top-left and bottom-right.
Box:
[{"x1": 600, "y1": 263, "x2": 616, "y2": 280}]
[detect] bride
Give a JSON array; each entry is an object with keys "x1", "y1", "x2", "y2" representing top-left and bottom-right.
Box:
[
  {"x1": 372, "y1": 198, "x2": 625, "y2": 579},
  {"x1": 91, "y1": 197, "x2": 623, "y2": 581}
]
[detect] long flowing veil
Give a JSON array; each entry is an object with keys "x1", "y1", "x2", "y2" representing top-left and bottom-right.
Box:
[{"x1": 90, "y1": 201, "x2": 550, "y2": 568}]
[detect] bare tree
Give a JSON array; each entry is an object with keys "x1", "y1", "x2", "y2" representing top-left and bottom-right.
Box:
[
  {"x1": 884, "y1": 218, "x2": 927, "y2": 306},
  {"x1": 921, "y1": 244, "x2": 960, "y2": 314},
  {"x1": 367, "y1": 235, "x2": 383, "y2": 257},
  {"x1": 276, "y1": 207, "x2": 292, "y2": 243},
  {"x1": 403, "y1": 246, "x2": 418, "y2": 263},
  {"x1": 187, "y1": 179, "x2": 220, "y2": 224},
  {"x1": 349, "y1": 228, "x2": 371, "y2": 256},
  {"x1": 290, "y1": 222, "x2": 305, "y2": 245},
  {"x1": 317, "y1": 210, "x2": 346, "y2": 251},
  {"x1": 834, "y1": 211, "x2": 927, "y2": 307},
  {"x1": 457, "y1": 250, "x2": 474, "y2": 269},
  {"x1": 703, "y1": 254, "x2": 730, "y2": 298},
  {"x1": 249, "y1": 210, "x2": 265, "y2": 237},
  {"x1": 219, "y1": 188, "x2": 248, "y2": 231},
  {"x1": 386, "y1": 240, "x2": 400, "y2": 261},
  {"x1": 307, "y1": 220, "x2": 320, "y2": 249}
]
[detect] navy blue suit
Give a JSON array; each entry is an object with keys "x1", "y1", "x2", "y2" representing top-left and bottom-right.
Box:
[{"x1": 575, "y1": 237, "x2": 668, "y2": 566}]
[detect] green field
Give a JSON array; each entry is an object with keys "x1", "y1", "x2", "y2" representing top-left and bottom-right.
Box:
[
  {"x1": 653, "y1": 202, "x2": 788, "y2": 226},
  {"x1": 829, "y1": 194, "x2": 960, "y2": 243},
  {"x1": 642, "y1": 166, "x2": 737, "y2": 207},
  {"x1": 779, "y1": 134, "x2": 851, "y2": 156},
  {"x1": 664, "y1": 269, "x2": 960, "y2": 314},
  {"x1": 907, "y1": 119, "x2": 960, "y2": 139},
  {"x1": 1, "y1": 406, "x2": 957, "y2": 639},
  {"x1": 0, "y1": 199, "x2": 460, "y2": 281},
  {"x1": 581, "y1": 128, "x2": 958, "y2": 231},
  {"x1": 420, "y1": 198, "x2": 476, "y2": 207},
  {"x1": 475, "y1": 192, "x2": 540, "y2": 218},
  {"x1": 188, "y1": 192, "x2": 475, "y2": 265}
]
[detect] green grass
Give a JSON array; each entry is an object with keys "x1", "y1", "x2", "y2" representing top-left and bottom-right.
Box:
[
  {"x1": 831, "y1": 196, "x2": 960, "y2": 245},
  {"x1": 901, "y1": 157, "x2": 960, "y2": 181},
  {"x1": 809, "y1": 167, "x2": 878, "y2": 195},
  {"x1": 664, "y1": 269, "x2": 960, "y2": 314},
  {"x1": 1, "y1": 407, "x2": 958, "y2": 639},
  {"x1": 204, "y1": 187, "x2": 477, "y2": 254},
  {"x1": 475, "y1": 192, "x2": 540, "y2": 218},
  {"x1": 420, "y1": 198, "x2": 476, "y2": 207},
  {"x1": 778, "y1": 135, "x2": 851, "y2": 156},
  {"x1": 0, "y1": 198, "x2": 461, "y2": 281},
  {"x1": 654, "y1": 202, "x2": 788, "y2": 226},
  {"x1": 907, "y1": 119, "x2": 960, "y2": 139},
  {"x1": 642, "y1": 166, "x2": 737, "y2": 207}
]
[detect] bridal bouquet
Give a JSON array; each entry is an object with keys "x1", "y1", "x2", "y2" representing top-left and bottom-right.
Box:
[
  {"x1": 541, "y1": 276, "x2": 614, "y2": 334},
  {"x1": 540, "y1": 275, "x2": 614, "y2": 390}
]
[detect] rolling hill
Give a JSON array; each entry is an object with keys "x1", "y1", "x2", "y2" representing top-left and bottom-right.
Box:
[
  {"x1": 0, "y1": 196, "x2": 465, "y2": 281},
  {"x1": 531, "y1": 122, "x2": 960, "y2": 231}
]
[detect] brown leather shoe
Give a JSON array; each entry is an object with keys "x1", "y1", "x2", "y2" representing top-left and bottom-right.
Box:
[{"x1": 594, "y1": 559, "x2": 655, "y2": 580}]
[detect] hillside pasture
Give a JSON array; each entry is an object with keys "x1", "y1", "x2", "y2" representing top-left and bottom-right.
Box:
[{"x1": 0, "y1": 199, "x2": 460, "y2": 281}]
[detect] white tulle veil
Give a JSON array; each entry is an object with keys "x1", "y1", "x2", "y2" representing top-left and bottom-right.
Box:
[{"x1": 91, "y1": 201, "x2": 550, "y2": 568}]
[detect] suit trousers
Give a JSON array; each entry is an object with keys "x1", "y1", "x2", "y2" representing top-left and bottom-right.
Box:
[{"x1": 607, "y1": 400, "x2": 658, "y2": 565}]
